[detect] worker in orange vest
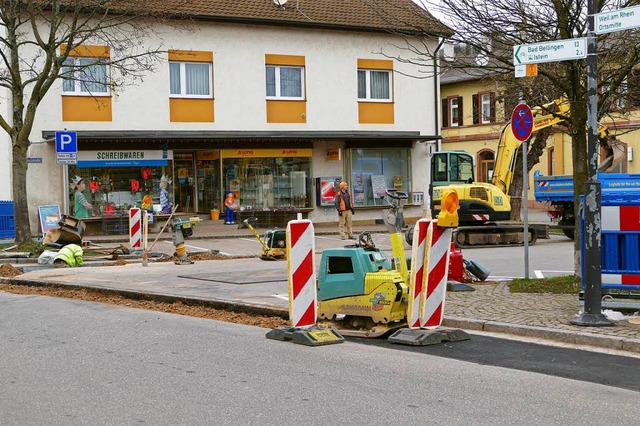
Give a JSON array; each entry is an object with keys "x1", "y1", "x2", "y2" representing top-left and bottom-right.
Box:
[{"x1": 335, "y1": 181, "x2": 355, "y2": 240}]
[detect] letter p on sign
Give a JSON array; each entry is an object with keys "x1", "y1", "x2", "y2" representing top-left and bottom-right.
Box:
[{"x1": 55, "y1": 131, "x2": 77, "y2": 153}]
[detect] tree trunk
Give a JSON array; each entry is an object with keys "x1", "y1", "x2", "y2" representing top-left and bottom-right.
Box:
[{"x1": 12, "y1": 135, "x2": 32, "y2": 243}]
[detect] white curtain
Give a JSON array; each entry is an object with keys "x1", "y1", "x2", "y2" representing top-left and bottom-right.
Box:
[
  {"x1": 357, "y1": 70, "x2": 367, "y2": 99},
  {"x1": 280, "y1": 67, "x2": 301, "y2": 97},
  {"x1": 370, "y1": 71, "x2": 389, "y2": 100},
  {"x1": 79, "y1": 58, "x2": 108, "y2": 93},
  {"x1": 61, "y1": 59, "x2": 75, "y2": 92},
  {"x1": 266, "y1": 66, "x2": 276, "y2": 97},
  {"x1": 169, "y1": 62, "x2": 181, "y2": 94},
  {"x1": 185, "y1": 63, "x2": 210, "y2": 96}
]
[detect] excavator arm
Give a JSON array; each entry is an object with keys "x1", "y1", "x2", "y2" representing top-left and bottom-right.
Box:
[{"x1": 491, "y1": 98, "x2": 570, "y2": 194}]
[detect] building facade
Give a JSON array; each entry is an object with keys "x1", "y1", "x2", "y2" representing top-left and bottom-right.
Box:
[{"x1": 1, "y1": 1, "x2": 450, "y2": 233}]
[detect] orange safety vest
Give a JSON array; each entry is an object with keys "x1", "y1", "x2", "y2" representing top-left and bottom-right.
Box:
[
  {"x1": 337, "y1": 191, "x2": 353, "y2": 212},
  {"x1": 225, "y1": 196, "x2": 235, "y2": 208}
]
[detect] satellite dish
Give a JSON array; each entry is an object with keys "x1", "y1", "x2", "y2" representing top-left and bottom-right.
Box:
[
  {"x1": 273, "y1": 0, "x2": 288, "y2": 6},
  {"x1": 475, "y1": 54, "x2": 488, "y2": 67}
]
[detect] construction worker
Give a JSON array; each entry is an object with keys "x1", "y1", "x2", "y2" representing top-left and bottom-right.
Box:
[
  {"x1": 53, "y1": 244, "x2": 84, "y2": 267},
  {"x1": 224, "y1": 192, "x2": 236, "y2": 225},
  {"x1": 70, "y1": 176, "x2": 92, "y2": 218},
  {"x1": 335, "y1": 181, "x2": 355, "y2": 240}
]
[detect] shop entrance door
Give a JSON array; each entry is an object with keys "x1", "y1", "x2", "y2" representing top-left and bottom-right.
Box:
[
  {"x1": 196, "y1": 151, "x2": 221, "y2": 213},
  {"x1": 174, "y1": 153, "x2": 195, "y2": 213}
]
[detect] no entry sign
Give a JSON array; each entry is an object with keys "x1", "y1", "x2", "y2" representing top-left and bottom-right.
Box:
[{"x1": 511, "y1": 103, "x2": 534, "y2": 142}]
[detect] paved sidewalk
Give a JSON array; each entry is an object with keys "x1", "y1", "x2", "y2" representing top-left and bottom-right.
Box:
[{"x1": 4, "y1": 256, "x2": 639, "y2": 354}]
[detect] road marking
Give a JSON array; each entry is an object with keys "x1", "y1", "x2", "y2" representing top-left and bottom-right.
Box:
[
  {"x1": 239, "y1": 238, "x2": 261, "y2": 245},
  {"x1": 272, "y1": 294, "x2": 288, "y2": 301},
  {"x1": 162, "y1": 241, "x2": 233, "y2": 255},
  {"x1": 534, "y1": 270, "x2": 572, "y2": 279}
]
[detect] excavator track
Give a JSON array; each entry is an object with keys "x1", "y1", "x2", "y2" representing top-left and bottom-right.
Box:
[{"x1": 453, "y1": 224, "x2": 537, "y2": 247}]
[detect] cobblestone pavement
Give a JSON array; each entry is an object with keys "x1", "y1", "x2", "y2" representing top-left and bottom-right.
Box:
[{"x1": 446, "y1": 282, "x2": 640, "y2": 341}]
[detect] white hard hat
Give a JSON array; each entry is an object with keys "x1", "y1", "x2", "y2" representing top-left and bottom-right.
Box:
[{"x1": 70, "y1": 175, "x2": 83, "y2": 189}]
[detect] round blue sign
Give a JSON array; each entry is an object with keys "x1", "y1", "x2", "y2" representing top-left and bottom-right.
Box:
[{"x1": 511, "y1": 104, "x2": 534, "y2": 142}]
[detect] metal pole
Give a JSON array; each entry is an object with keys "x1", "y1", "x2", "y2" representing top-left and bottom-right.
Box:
[
  {"x1": 523, "y1": 140, "x2": 529, "y2": 279},
  {"x1": 571, "y1": 0, "x2": 612, "y2": 326}
]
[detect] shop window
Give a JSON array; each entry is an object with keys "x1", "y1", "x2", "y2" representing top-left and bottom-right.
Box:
[
  {"x1": 62, "y1": 57, "x2": 109, "y2": 95},
  {"x1": 357, "y1": 69, "x2": 392, "y2": 101},
  {"x1": 169, "y1": 61, "x2": 212, "y2": 98},
  {"x1": 266, "y1": 65, "x2": 305, "y2": 99},
  {"x1": 349, "y1": 148, "x2": 411, "y2": 206},
  {"x1": 67, "y1": 165, "x2": 173, "y2": 219},
  {"x1": 222, "y1": 153, "x2": 312, "y2": 210}
]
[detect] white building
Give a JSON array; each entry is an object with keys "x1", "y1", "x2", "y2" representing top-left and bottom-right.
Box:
[{"x1": 3, "y1": 0, "x2": 450, "y2": 233}]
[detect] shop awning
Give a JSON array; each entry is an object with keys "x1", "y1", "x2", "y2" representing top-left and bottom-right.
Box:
[{"x1": 42, "y1": 130, "x2": 441, "y2": 142}]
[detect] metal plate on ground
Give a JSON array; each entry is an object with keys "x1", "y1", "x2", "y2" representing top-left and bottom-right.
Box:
[
  {"x1": 178, "y1": 271, "x2": 287, "y2": 285},
  {"x1": 388, "y1": 328, "x2": 470, "y2": 346}
]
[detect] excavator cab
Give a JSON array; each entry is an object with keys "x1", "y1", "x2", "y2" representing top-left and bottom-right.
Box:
[{"x1": 431, "y1": 151, "x2": 475, "y2": 188}]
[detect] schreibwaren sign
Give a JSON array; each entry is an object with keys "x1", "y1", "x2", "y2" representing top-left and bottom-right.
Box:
[{"x1": 76, "y1": 150, "x2": 173, "y2": 168}]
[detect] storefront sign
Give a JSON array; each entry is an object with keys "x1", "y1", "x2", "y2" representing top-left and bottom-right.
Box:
[
  {"x1": 76, "y1": 150, "x2": 173, "y2": 168},
  {"x1": 326, "y1": 148, "x2": 341, "y2": 161},
  {"x1": 221, "y1": 148, "x2": 312, "y2": 158},
  {"x1": 196, "y1": 151, "x2": 220, "y2": 161}
]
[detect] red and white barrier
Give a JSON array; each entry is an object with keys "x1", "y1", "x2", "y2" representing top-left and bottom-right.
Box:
[
  {"x1": 471, "y1": 214, "x2": 490, "y2": 221},
  {"x1": 286, "y1": 220, "x2": 317, "y2": 328},
  {"x1": 420, "y1": 220, "x2": 454, "y2": 329},
  {"x1": 129, "y1": 208, "x2": 141, "y2": 249},
  {"x1": 407, "y1": 219, "x2": 430, "y2": 329},
  {"x1": 602, "y1": 205, "x2": 640, "y2": 231}
]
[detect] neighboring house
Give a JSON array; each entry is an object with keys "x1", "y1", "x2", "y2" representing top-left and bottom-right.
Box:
[
  {"x1": 2, "y1": 1, "x2": 451, "y2": 232},
  {"x1": 440, "y1": 62, "x2": 640, "y2": 207}
]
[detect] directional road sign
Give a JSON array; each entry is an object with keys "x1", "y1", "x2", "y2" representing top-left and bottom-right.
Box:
[
  {"x1": 594, "y1": 5, "x2": 640, "y2": 35},
  {"x1": 513, "y1": 38, "x2": 587, "y2": 65},
  {"x1": 55, "y1": 130, "x2": 77, "y2": 165},
  {"x1": 511, "y1": 104, "x2": 534, "y2": 142}
]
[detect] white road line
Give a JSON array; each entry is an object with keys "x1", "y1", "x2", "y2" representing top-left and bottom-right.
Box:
[
  {"x1": 535, "y1": 270, "x2": 544, "y2": 279},
  {"x1": 239, "y1": 238, "x2": 262, "y2": 245},
  {"x1": 272, "y1": 294, "x2": 289, "y2": 301}
]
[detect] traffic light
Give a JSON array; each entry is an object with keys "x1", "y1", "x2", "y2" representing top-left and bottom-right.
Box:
[{"x1": 437, "y1": 189, "x2": 459, "y2": 228}]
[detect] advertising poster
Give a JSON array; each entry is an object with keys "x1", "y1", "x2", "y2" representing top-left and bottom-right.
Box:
[{"x1": 38, "y1": 205, "x2": 61, "y2": 235}]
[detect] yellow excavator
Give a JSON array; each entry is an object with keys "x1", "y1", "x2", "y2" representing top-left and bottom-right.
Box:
[{"x1": 429, "y1": 98, "x2": 619, "y2": 246}]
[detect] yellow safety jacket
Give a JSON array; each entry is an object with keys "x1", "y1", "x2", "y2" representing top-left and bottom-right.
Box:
[{"x1": 54, "y1": 244, "x2": 84, "y2": 267}]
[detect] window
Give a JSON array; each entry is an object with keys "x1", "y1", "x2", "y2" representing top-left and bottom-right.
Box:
[
  {"x1": 266, "y1": 65, "x2": 304, "y2": 99},
  {"x1": 350, "y1": 148, "x2": 411, "y2": 206},
  {"x1": 169, "y1": 61, "x2": 212, "y2": 98},
  {"x1": 472, "y1": 92, "x2": 495, "y2": 124},
  {"x1": 62, "y1": 57, "x2": 109, "y2": 95},
  {"x1": 357, "y1": 69, "x2": 392, "y2": 101},
  {"x1": 442, "y1": 96, "x2": 463, "y2": 127}
]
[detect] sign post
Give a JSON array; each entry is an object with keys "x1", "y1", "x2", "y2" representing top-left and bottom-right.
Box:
[
  {"x1": 55, "y1": 131, "x2": 77, "y2": 165},
  {"x1": 511, "y1": 103, "x2": 533, "y2": 279}
]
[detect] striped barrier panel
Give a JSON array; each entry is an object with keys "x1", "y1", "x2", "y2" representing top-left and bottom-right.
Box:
[
  {"x1": 129, "y1": 208, "x2": 141, "y2": 249},
  {"x1": 407, "y1": 219, "x2": 430, "y2": 329},
  {"x1": 581, "y1": 196, "x2": 640, "y2": 291},
  {"x1": 286, "y1": 219, "x2": 317, "y2": 328},
  {"x1": 420, "y1": 219, "x2": 454, "y2": 329}
]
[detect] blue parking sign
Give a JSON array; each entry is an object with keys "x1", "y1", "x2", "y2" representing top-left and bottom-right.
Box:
[{"x1": 55, "y1": 131, "x2": 77, "y2": 154}]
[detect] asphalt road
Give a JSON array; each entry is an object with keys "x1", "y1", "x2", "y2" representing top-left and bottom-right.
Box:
[
  {"x1": 157, "y1": 232, "x2": 575, "y2": 280},
  {"x1": 1, "y1": 292, "x2": 638, "y2": 425}
]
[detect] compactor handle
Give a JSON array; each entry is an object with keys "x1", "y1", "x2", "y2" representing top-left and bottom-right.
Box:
[{"x1": 384, "y1": 189, "x2": 408, "y2": 200}]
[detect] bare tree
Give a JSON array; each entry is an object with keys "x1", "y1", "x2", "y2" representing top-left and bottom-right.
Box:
[
  {"x1": 367, "y1": 0, "x2": 640, "y2": 279},
  {"x1": 0, "y1": 0, "x2": 169, "y2": 243}
]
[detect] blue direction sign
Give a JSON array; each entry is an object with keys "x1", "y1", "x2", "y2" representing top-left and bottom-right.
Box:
[
  {"x1": 55, "y1": 131, "x2": 77, "y2": 165},
  {"x1": 511, "y1": 104, "x2": 534, "y2": 142}
]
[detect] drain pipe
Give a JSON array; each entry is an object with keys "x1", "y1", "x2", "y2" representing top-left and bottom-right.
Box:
[{"x1": 433, "y1": 37, "x2": 445, "y2": 152}]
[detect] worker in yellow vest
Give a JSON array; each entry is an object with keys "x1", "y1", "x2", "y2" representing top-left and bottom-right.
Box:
[{"x1": 53, "y1": 244, "x2": 84, "y2": 267}]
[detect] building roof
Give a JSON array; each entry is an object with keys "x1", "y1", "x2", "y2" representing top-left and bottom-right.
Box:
[{"x1": 145, "y1": 0, "x2": 451, "y2": 36}]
